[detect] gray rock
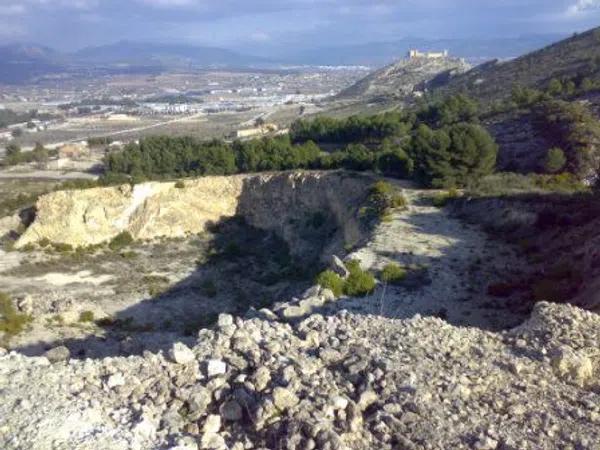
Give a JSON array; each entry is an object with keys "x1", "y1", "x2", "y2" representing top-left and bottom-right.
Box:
[
  {"x1": 44, "y1": 346, "x2": 70, "y2": 363},
  {"x1": 550, "y1": 346, "x2": 594, "y2": 387},
  {"x1": 168, "y1": 342, "x2": 196, "y2": 365},
  {"x1": 220, "y1": 399, "x2": 243, "y2": 421},
  {"x1": 189, "y1": 387, "x2": 212, "y2": 414},
  {"x1": 203, "y1": 415, "x2": 221, "y2": 434},
  {"x1": 272, "y1": 387, "x2": 299, "y2": 411},
  {"x1": 330, "y1": 255, "x2": 350, "y2": 278},
  {"x1": 252, "y1": 367, "x2": 271, "y2": 392}
]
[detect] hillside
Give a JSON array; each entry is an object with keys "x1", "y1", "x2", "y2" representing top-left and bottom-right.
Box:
[
  {"x1": 433, "y1": 27, "x2": 600, "y2": 103},
  {"x1": 73, "y1": 41, "x2": 269, "y2": 68},
  {"x1": 0, "y1": 41, "x2": 269, "y2": 84},
  {"x1": 337, "y1": 56, "x2": 470, "y2": 101},
  {"x1": 0, "y1": 44, "x2": 66, "y2": 84}
]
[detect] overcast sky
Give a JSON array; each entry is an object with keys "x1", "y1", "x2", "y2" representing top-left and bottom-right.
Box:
[{"x1": 1, "y1": 0, "x2": 599, "y2": 51}]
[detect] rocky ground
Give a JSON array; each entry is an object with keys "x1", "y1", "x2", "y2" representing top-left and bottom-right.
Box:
[
  {"x1": 1, "y1": 301, "x2": 599, "y2": 449},
  {"x1": 1, "y1": 177, "x2": 599, "y2": 449},
  {"x1": 278, "y1": 187, "x2": 528, "y2": 330}
]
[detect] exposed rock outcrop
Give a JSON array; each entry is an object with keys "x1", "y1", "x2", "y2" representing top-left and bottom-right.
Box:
[
  {"x1": 337, "y1": 57, "x2": 470, "y2": 101},
  {"x1": 0, "y1": 302, "x2": 598, "y2": 449},
  {"x1": 16, "y1": 171, "x2": 372, "y2": 262}
]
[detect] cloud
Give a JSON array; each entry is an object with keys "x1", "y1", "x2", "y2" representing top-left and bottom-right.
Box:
[
  {"x1": 136, "y1": 0, "x2": 197, "y2": 7},
  {"x1": 0, "y1": 4, "x2": 26, "y2": 16},
  {"x1": 566, "y1": 0, "x2": 600, "y2": 16},
  {"x1": 249, "y1": 31, "x2": 271, "y2": 42}
]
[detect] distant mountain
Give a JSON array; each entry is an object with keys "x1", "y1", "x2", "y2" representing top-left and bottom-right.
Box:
[
  {"x1": 73, "y1": 41, "x2": 269, "y2": 68},
  {"x1": 0, "y1": 44, "x2": 66, "y2": 84},
  {"x1": 337, "y1": 56, "x2": 471, "y2": 101},
  {"x1": 432, "y1": 27, "x2": 600, "y2": 103},
  {"x1": 283, "y1": 34, "x2": 567, "y2": 66}
]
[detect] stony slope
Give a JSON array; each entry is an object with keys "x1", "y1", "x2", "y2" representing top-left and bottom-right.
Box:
[
  {"x1": 336, "y1": 57, "x2": 470, "y2": 101},
  {"x1": 433, "y1": 26, "x2": 600, "y2": 104},
  {"x1": 1, "y1": 301, "x2": 598, "y2": 449}
]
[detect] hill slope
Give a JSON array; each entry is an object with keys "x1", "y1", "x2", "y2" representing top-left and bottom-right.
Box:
[
  {"x1": 337, "y1": 56, "x2": 470, "y2": 101},
  {"x1": 73, "y1": 41, "x2": 268, "y2": 68},
  {"x1": 434, "y1": 27, "x2": 600, "y2": 102},
  {"x1": 0, "y1": 44, "x2": 66, "y2": 84}
]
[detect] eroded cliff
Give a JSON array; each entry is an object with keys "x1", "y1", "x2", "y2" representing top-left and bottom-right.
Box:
[{"x1": 16, "y1": 171, "x2": 373, "y2": 262}]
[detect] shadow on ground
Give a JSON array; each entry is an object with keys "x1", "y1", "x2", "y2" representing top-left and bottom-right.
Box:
[{"x1": 16, "y1": 186, "x2": 589, "y2": 360}]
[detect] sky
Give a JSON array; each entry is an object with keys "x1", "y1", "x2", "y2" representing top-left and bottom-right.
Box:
[{"x1": 0, "y1": 0, "x2": 599, "y2": 52}]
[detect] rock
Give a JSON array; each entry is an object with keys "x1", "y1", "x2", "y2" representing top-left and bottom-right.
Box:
[
  {"x1": 272, "y1": 387, "x2": 299, "y2": 411},
  {"x1": 106, "y1": 373, "x2": 125, "y2": 388},
  {"x1": 217, "y1": 314, "x2": 234, "y2": 328},
  {"x1": 44, "y1": 346, "x2": 70, "y2": 363},
  {"x1": 132, "y1": 417, "x2": 156, "y2": 441},
  {"x1": 358, "y1": 390, "x2": 378, "y2": 411},
  {"x1": 203, "y1": 415, "x2": 222, "y2": 434},
  {"x1": 220, "y1": 399, "x2": 243, "y2": 421},
  {"x1": 550, "y1": 346, "x2": 594, "y2": 386},
  {"x1": 331, "y1": 396, "x2": 349, "y2": 410},
  {"x1": 189, "y1": 387, "x2": 212, "y2": 414},
  {"x1": 168, "y1": 436, "x2": 198, "y2": 450},
  {"x1": 200, "y1": 432, "x2": 226, "y2": 450},
  {"x1": 474, "y1": 436, "x2": 499, "y2": 450},
  {"x1": 330, "y1": 255, "x2": 350, "y2": 278},
  {"x1": 252, "y1": 367, "x2": 271, "y2": 392},
  {"x1": 15, "y1": 296, "x2": 33, "y2": 315},
  {"x1": 281, "y1": 305, "x2": 308, "y2": 320},
  {"x1": 321, "y1": 289, "x2": 336, "y2": 302},
  {"x1": 207, "y1": 359, "x2": 227, "y2": 377},
  {"x1": 169, "y1": 342, "x2": 196, "y2": 365},
  {"x1": 302, "y1": 285, "x2": 321, "y2": 299}
]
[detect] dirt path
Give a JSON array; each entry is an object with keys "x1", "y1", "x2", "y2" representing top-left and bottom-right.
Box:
[{"x1": 344, "y1": 187, "x2": 525, "y2": 329}]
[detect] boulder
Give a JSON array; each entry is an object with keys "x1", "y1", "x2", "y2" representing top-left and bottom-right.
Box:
[
  {"x1": 44, "y1": 346, "x2": 70, "y2": 363},
  {"x1": 169, "y1": 342, "x2": 196, "y2": 365},
  {"x1": 550, "y1": 346, "x2": 594, "y2": 387}
]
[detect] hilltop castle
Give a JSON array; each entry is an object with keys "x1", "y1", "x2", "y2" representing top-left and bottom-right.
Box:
[{"x1": 407, "y1": 49, "x2": 449, "y2": 59}]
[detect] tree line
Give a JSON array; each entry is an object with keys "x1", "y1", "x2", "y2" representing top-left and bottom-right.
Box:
[{"x1": 103, "y1": 95, "x2": 498, "y2": 188}]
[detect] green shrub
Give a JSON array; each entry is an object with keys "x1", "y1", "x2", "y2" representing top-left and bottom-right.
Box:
[
  {"x1": 380, "y1": 263, "x2": 406, "y2": 285},
  {"x1": 391, "y1": 193, "x2": 408, "y2": 209},
  {"x1": 316, "y1": 270, "x2": 345, "y2": 297},
  {"x1": 109, "y1": 231, "x2": 134, "y2": 251},
  {"x1": 432, "y1": 188, "x2": 460, "y2": 207},
  {"x1": 78, "y1": 310, "x2": 95, "y2": 323},
  {"x1": 38, "y1": 238, "x2": 51, "y2": 248},
  {"x1": 174, "y1": 180, "x2": 185, "y2": 189},
  {"x1": 51, "y1": 242, "x2": 73, "y2": 253},
  {"x1": 366, "y1": 181, "x2": 407, "y2": 219},
  {"x1": 0, "y1": 292, "x2": 32, "y2": 342},
  {"x1": 468, "y1": 172, "x2": 587, "y2": 197},
  {"x1": 544, "y1": 147, "x2": 567, "y2": 173},
  {"x1": 344, "y1": 260, "x2": 376, "y2": 297}
]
